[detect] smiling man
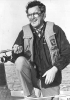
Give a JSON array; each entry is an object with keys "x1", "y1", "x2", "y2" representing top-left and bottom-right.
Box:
[{"x1": 12, "y1": 0, "x2": 70, "y2": 100}]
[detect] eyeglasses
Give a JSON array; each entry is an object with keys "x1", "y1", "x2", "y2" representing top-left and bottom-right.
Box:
[{"x1": 27, "y1": 12, "x2": 41, "y2": 19}]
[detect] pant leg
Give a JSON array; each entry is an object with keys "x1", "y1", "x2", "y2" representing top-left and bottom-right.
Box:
[
  {"x1": 15, "y1": 56, "x2": 41, "y2": 97},
  {"x1": 15, "y1": 56, "x2": 34, "y2": 97},
  {"x1": 41, "y1": 86, "x2": 60, "y2": 100}
]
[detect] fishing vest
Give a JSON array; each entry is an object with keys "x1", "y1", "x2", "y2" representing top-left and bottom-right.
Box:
[{"x1": 22, "y1": 21, "x2": 60, "y2": 65}]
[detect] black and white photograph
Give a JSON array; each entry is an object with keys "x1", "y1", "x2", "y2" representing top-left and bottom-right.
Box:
[{"x1": 0, "y1": 0, "x2": 70, "y2": 100}]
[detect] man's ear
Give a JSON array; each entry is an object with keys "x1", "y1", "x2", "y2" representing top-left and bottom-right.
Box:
[{"x1": 43, "y1": 12, "x2": 46, "y2": 19}]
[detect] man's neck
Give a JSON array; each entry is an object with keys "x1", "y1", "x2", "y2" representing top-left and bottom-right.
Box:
[
  {"x1": 30, "y1": 21, "x2": 46, "y2": 34},
  {"x1": 33, "y1": 22, "x2": 44, "y2": 30},
  {"x1": 35, "y1": 24, "x2": 44, "y2": 30}
]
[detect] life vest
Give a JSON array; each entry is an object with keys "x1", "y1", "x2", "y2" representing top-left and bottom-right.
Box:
[{"x1": 22, "y1": 21, "x2": 60, "y2": 65}]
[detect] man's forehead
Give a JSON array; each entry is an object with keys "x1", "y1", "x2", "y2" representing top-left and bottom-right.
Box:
[{"x1": 28, "y1": 6, "x2": 40, "y2": 13}]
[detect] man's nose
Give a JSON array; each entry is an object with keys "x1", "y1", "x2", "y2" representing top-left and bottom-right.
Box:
[
  {"x1": 30, "y1": 16, "x2": 35, "y2": 22},
  {"x1": 31, "y1": 14, "x2": 35, "y2": 19}
]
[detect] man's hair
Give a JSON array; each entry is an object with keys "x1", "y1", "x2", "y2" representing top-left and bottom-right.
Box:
[{"x1": 26, "y1": 0, "x2": 46, "y2": 14}]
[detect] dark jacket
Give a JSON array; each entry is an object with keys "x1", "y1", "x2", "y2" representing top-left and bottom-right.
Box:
[{"x1": 12, "y1": 22, "x2": 70, "y2": 88}]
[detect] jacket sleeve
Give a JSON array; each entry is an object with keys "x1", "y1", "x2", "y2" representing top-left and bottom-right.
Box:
[
  {"x1": 14, "y1": 30, "x2": 24, "y2": 47},
  {"x1": 11, "y1": 30, "x2": 24, "y2": 62},
  {"x1": 53, "y1": 25, "x2": 70, "y2": 70},
  {"x1": 12, "y1": 30, "x2": 31, "y2": 62}
]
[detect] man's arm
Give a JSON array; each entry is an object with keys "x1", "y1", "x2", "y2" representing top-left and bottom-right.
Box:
[
  {"x1": 53, "y1": 25, "x2": 70, "y2": 70},
  {"x1": 12, "y1": 29, "x2": 32, "y2": 62},
  {"x1": 13, "y1": 30, "x2": 24, "y2": 47},
  {"x1": 12, "y1": 30, "x2": 24, "y2": 62},
  {"x1": 42, "y1": 25, "x2": 70, "y2": 84}
]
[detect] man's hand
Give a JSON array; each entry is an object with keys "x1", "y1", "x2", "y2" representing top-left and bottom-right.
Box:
[
  {"x1": 12, "y1": 44, "x2": 23, "y2": 54},
  {"x1": 42, "y1": 66, "x2": 58, "y2": 85}
]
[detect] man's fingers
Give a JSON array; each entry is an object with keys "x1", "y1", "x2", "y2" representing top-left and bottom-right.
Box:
[
  {"x1": 42, "y1": 72, "x2": 47, "y2": 77},
  {"x1": 42, "y1": 73, "x2": 46, "y2": 77},
  {"x1": 45, "y1": 75, "x2": 55, "y2": 85},
  {"x1": 13, "y1": 45, "x2": 23, "y2": 54}
]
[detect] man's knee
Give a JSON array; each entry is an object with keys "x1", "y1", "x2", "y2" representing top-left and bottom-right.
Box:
[
  {"x1": 15, "y1": 56, "x2": 26, "y2": 71},
  {"x1": 15, "y1": 56, "x2": 30, "y2": 71}
]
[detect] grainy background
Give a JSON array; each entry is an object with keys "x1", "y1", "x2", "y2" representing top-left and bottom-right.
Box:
[{"x1": 5, "y1": 62, "x2": 70, "y2": 92}]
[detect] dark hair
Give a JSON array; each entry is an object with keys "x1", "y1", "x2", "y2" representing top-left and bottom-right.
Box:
[{"x1": 26, "y1": 0, "x2": 46, "y2": 14}]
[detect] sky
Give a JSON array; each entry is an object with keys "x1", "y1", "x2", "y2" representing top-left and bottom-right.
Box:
[{"x1": 0, "y1": 0, "x2": 70, "y2": 51}]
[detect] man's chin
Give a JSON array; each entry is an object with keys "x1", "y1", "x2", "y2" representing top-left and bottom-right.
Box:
[
  {"x1": 31, "y1": 23, "x2": 38, "y2": 28},
  {"x1": 31, "y1": 22, "x2": 41, "y2": 29},
  {"x1": 31, "y1": 24, "x2": 37, "y2": 28}
]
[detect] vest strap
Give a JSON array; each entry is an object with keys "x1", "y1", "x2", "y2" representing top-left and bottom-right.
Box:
[
  {"x1": 22, "y1": 22, "x2": 59, "y2": 64},
  {"x1": 45, "y1": 21, "x2": 59, "y2": 65},
  {"x1": 22, "y1": 24, "x2": 33, "y2": 61}
]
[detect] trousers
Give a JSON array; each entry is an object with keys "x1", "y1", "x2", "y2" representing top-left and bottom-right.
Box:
[{"x1": 15, "y1": 56, "x2": 60, "y2": 100}]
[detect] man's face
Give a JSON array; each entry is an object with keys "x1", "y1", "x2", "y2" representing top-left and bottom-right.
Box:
[{"x1": 27, "y1": 6, "x2": 44, "y2": 28}]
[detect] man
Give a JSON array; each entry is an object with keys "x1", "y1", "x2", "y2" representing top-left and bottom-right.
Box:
[{"x1": 12, "y1": 0, "x2": 70, "y2": 100}]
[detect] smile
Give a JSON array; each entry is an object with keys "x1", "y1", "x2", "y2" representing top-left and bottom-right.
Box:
[{"x1": 32, "y1": 19, "x2": 38, "y2": 23}]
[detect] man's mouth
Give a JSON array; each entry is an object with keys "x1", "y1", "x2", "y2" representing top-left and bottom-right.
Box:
[{"x1": 32, "y1": 19, "x2": 37, "y2": 23}]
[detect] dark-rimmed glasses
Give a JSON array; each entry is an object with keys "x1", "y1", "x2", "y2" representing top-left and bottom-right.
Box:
[{"x1": 27, "y1": 12, "x2": 41, "y2": 19}]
